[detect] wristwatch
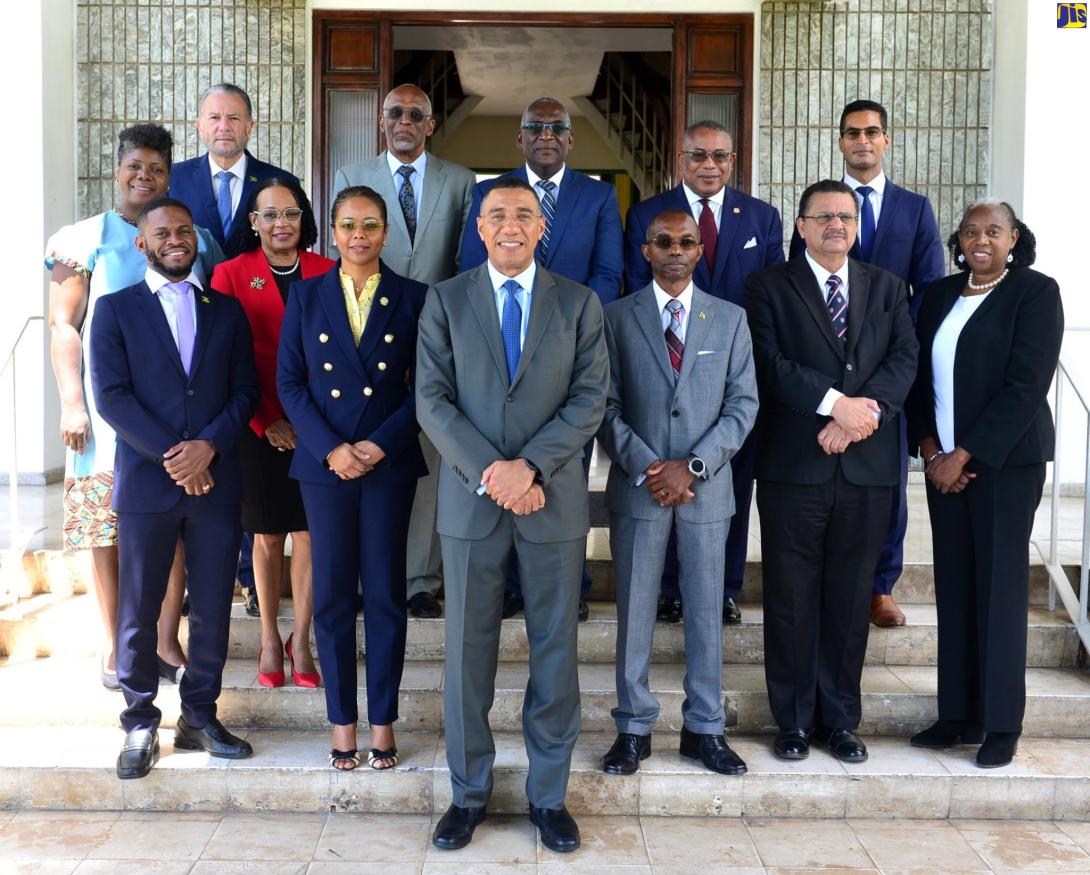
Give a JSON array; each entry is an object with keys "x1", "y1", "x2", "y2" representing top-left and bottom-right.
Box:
[
  {"x1": 687, "y1": 456, "x2": 707, "y2": 479},
  {"x1": 521, "y1": 457, "x2": 544, "y2": 484}
]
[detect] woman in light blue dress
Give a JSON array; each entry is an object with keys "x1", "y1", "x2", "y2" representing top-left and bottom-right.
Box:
[{"x1": 45, "y1": 124, "x2": 223, "y2": 688}]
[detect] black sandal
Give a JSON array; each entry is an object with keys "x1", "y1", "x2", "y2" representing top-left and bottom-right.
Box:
[
  {"x1": 329, "y1": 748, "x2": 361, "y2": 771},
  {"x1": 367, "y1": 746, "x2": 399, "y2": 770}
]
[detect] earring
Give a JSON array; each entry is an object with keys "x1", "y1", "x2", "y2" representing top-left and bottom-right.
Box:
[
  {"x1": 383, "y1": 240, "x2": 388, "y2": 247},
  {"x1": 957, "y1": 253, "x2": 965, "y2": 263},
  {"x1": 1007, "y1": 252, "x2": 1013, "y2": 263},
  {"x1": 252, "y1": 227, "x2": 259, "y2": 236}
]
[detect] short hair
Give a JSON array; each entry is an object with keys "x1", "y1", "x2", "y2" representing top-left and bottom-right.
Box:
[
  {"x1": 682, "y1": 119, "x2": 732, "y2": 143},
  {"x1": 227, "y1": 177, "x2": 319, "y2": 255},
  {"x1": 330, "y1": 184, "x2": 388, "y2": 225},
  {"x1": 646, "y1": 209, "x2": 700, "y2": 243},
  {"x1": 384, "y1": 84, "x2": 433, "y2": 116},
  {"x1": 481, "y1": 176, "x2": 540, "y2": 211},
  {"x1": 797, "y1": 179, "x2": 856, "y2": 218},
  {"x1": 199, "y1": 83, "x2": 253, "y2": 118},
  {"x1": 136, "y1": 195, "x2": 193, "y2": 228},
  {"x1": 947, "y1": 198, "x2": 1037, "y2": 271},
  {"x1": 839, "y1": 100, "x2": 888, "y2": 134},
  {"x1": 117, "y1": 124, "x2": 173, "y2": 168},
  {"x1": 521, "y1": 97, "x2": 571, "y2": 128}
]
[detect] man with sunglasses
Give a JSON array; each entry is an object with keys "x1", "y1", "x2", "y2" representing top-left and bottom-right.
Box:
[
  {"x1": 789, "y1": 100, "x2": 944, "y2": 629},
  {"x1": 623, "y1": 119, "x2": 785, "y2": 628},
  {"x1": 746, "y1": 179, "x2": 917, "y2": 764},
  {"x1": 460, "y1": 97, "x2": 624, "y2": 622},
  {"x1": 334, "y1": 84, "x2": 477, "y2": 620}
]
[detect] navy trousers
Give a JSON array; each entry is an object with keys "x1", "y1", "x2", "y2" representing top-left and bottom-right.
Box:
[
  {"x1": 236, "y1": 531, "x2": 255, "y2": 590},
  {"x1": 301, "y1": 477, "x2": 411, "y2": 727},
  {"x1": 116, "y1": 497, "x2": 242, "y2": 733}
]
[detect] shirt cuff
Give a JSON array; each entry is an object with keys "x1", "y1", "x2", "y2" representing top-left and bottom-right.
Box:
[
  {"x1": 635, "y1": 473, "x2": 646, "y2": 487},
  {"x1": 817, "y1": 388, "x2": 844, "y2": 416},
  {"x1": 476, "y1": 482, "x2": 487, "y2": 496}
]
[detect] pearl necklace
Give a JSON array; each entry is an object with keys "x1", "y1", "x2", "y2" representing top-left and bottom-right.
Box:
[
  {"x1": 268, "y1": 258, "x2": 300, "y2": 276},
  {"x1": 967, "y1": 268, "x2": 1009, "y2": 291}
]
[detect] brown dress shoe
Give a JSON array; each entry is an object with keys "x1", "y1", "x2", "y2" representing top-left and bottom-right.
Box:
[{"x1": 871, "y1": 594, "x2": 906, "y2": 627}]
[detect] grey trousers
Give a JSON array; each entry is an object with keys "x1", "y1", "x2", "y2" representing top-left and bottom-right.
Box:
[
  {"x1": 441, "y1": 515, "x2": 584, "y2": 809},
  {"x1": 406, "y1": 433, "x2": 443, "y2": 598},
  {"x1": 610, "y1": 511, "x2": 729, "y2": 735}
]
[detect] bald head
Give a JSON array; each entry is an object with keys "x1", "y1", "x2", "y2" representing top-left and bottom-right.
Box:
[
  {"x1": 382, "y1": 84, "x2": 436, "y2": 162},
  {"x1": 518, "y1": 97, "x2": 574, "y2": 179}
]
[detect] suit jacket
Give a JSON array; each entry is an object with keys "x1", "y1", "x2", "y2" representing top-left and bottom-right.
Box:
[
  {"x1": 624, "y1": 184, "x2": 784, "y2": 304},
  {"x1": 415, "y1": 263, "x2": 610, "y2": 543},
  {"x1": 89, "y1": 281, "x2": 259, "y2": 513},
  {"x1": 745, "y1": 256, "x2": 918, "y2": 486},
  {"x1": 276, "y1": 260, "x2": 428, "y2": 485},
  {"x1": 168, "y1": 151, "x2": 298, "y2": 257},
  {"x1": 210, "y1": 248, "x2": 335, "y2": 437},
  {"x1": 459, "y1": 166, "x2": 624, "y2": 305},
  {"x1": 598, "y1": 284, "x2": 758, "y2": 523},
  {"x1": 905, "y1": 268, "x2": 1063, "y2": 469},
  {"x1": 788, "y1": 180, "x2": 945, "y2": 315},
  {"x1": 334, "y1": 152, "x2": 476, "y2": 286}
]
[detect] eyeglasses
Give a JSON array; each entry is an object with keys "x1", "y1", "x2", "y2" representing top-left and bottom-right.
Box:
[
  {"x1": 840, "y1": 126, "x2": 886, "y2": 141},
  {"x1": 252, "y1": 207, "x2": 303, "y2": 225},
  {"x1": 679, "y1": 149, "x2": 735, "y2": 165},
  {"x1": 648, "y1": 235, "x2": 701, "y2": 251},
  {"x1": 800, "y1": 212, "x2": 859, "y2": 225},
  {"x1": 484, "y1": 211, "x2": 541, "y2": 228},
  {"x1": 333, "y1": 218, "x2": 386, "y2": 233},
  {"x1": 521, "y1": 122, "x2": 571, "y2": 138},
  {"x1": 383, "y1": 106, "x2": 431, "y2": 124}
]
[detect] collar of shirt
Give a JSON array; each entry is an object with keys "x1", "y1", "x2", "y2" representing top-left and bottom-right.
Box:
[
  {"x1": 804, "y1": 250, "x2": 850, "y2": 304},
  {"x1": 208, "y1": 152, "x2": 247, "y2": 184},
  {"x1": 525, "y1": 163, "x2": 566, "y2": 193},
  {"x1": 145, "y1": 266, "x2": 204, "y2": 294},
  {"x1": 486, "y1": 259, "x2": 535, "y2": 347},
  {"x1": 652, "y1": 280, "x2": 694, "y2": 340},
  {"x1": 843, "y1": 170, "x2": 886, "y2": 219},
  {"x1": 387, "y1": 150, "x2": 427, "y2": 183},
  {"x1": 682, "y1": 182, "x2": 725, "y2": 223}
]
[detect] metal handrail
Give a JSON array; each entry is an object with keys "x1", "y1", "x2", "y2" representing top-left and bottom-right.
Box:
[{"x1": 601, "y1": 54, "x2": 670, "y2": 194}]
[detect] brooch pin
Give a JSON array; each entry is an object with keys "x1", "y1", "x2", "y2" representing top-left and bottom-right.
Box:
[
  {"x1": 249, "y1": 277, "x2": 266, "y2": 290},
  {"x1": 200, "y1": 295, "x2": 210, "y2": 304},
  {"x1": 699, "y1": 311, "x2": 706, "y2": 320}
]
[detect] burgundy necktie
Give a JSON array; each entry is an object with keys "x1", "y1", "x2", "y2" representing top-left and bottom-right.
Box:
[
  {"x1": 665, "y1": 299, "x2": 684, "y2": 378},
  {"x1": 699, "y1": 198, "x2": 718, "y2": 272}
]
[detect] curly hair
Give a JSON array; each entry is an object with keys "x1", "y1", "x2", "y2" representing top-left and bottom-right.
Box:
[
  {"x1": 947, "y1": 199, "x2": 1037, "y2": 271},
  {"x1": 226, "y1": 177, "x2": 319, "y2": 255},
  {"x1": 117, "y1": 124, "x2": 173, "y2": 168}
]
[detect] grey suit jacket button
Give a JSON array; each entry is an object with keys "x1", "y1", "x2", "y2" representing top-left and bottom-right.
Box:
[
  {"x1": 672, "y1": 410, "x2": 680, "y2": 417},
  {"x1": 187, "y1": 389, "x2": 195, "y2": 396},
  {"x1": 846, "y1": 363, "x2": 854, "y2": 371},
  {"x1": 506, "y1": 394, "x2": 514, "y2": 402}
]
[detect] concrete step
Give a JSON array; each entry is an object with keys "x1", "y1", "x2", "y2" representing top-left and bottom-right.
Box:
[
  {"x1": 2, "y1": 725, "x2": 1089, "y2": 820},
  {"x1": 3, "y1": 655, "x2": 1089, "y2": 738}
]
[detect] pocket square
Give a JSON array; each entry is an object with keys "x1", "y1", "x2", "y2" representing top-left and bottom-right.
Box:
[
  {"x1": 743, "y1": 237, "x2": 758, "y2": 249},
  {"x1": 697, "y1": 350, "x2": 718, "y2": 356}
]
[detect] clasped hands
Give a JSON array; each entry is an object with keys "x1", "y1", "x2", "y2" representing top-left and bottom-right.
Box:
[
  {"x1": 644, "y1": 459, "x2": 695, "y2": 508},
  {"x1": 327, "y1": 440, "x2": 386, "y2": 480},
  {"x1": 481, "y1": 459, "x2": 545, "y2": 516},
  {"x1": 163, "y1": 439, "x2": 216, "y2": 496},
  {"x1": 920, "y1": 438, "x2": 975, "y2": 494},
  {"x1": 817, "y1": 395, "x2": 881, "y2": 455}
]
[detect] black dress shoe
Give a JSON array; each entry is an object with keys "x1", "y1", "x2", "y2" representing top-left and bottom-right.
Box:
[
  {"x1": 244, "y1": 588, "x2": 260, "y2": 618},
  {"x1": 773, "y1": 728, "x2": 812, "y2": 760},
  {"x1": 679, "y1": 726, "x2": 747, "y2": 775},
  {"x1": 530, "y1": 805, "x2": 580, "y2": 853},
  {"x1": 656, "y1": 597, "x2": 682, "y2": 623},
  {"x1": 502, "y1": 591, "x2": 524, "y2": 619},
  {"x1": 157, "y1": 656, "x2": 185, "y2": 685},
  {"x1": 723, "y1": 597, "x2": 742, "y2": 625},
  {"x1": 408, "y1": 591, "x2": 443, "y2": 619},
  {"x1": 976, "y1": 731, "x2": 1020, "y2": 768},
  {"x1": 600, "y1": 732, "x2": 651, "y2": 775},
  {"x1": 432, "y1": 803, "x2": 486, "y2": 850},
  {"x1": 173, "y1": 716, "x2": 253, "y2": 759},
  {"x1": 817, "y1": 728, "x2": 868, "y2": 763},
  {"x1": 578, "y1": 597, "x2": 590, "y2": 622},
  {"x1": 117, "y1": 728, "x2": 159, "y2": 779},
  {"x1": 910, "y1": 719, "x2": 985, "y2": 749}
]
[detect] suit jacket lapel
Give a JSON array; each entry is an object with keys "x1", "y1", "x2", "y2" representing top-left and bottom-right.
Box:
[
  {"x1": 871, "y1": 180, "x2": 901, "y2": 258},
  {"x1": 711, "y1": 188, "x2": 744, "y2": 290},
  {"x1": 634, "y1": 285, "x2": 676, "y2": 385},
  {"x1": 374, "y1": 154, "x2": 411, "y2": 244},
  {"x1": 844, "y1": 259, "x2": 869, "y2": 359},
  {"x1": 675, "y1": 289, "x2": 715, "y2": 390},
  {"x1": 317, "y1": 264, "x2": 368, "y2": 378},
  {"x1": 136, "y1": 284, "x2": 188, "y2": 379},
  {"x1": 414, "y1": 154, "x2": 446, "y2": 244},
  {"x1": 356, "y1": 263, "x2": 398, "y2": 365},
  {"x1": 788, "y1": 256, "x2": 845, "y2": 359},
  {"x1": 233, "y1": 152, "x2": 260, "y2": 233},
  {"x1": 511, "y1": 269, "x2": 558, "y2": 390},
  {"x1": 188, "y1": 286, "x2": 214, "y2": 383},
  {"x1": 465, "y1": 264, "x2": 510, "y2": 385},
  {"x1": 543, "y1": 168, "x2": 581, "y2": 267}
]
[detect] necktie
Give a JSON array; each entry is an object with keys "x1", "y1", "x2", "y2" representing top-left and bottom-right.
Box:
[
  {"x1": 538, "y1": 180, "x2": 557, "y2": 262},
  {"x1": 665, "y1": 298, "x2": 685, "y2": 378},
  {"x1": 501, "y1": 279, "x2": 523, "y2": 384},
  {"x1": 825, "y1": 274, "x2": 847, "y2": 346},
  {"x1": 215, "y1": 170, "x2": 234, "y2": 236},
  {"x1": 856, "y1": 185, "x2": 875, "y2": 262},
  {"x1": 398, "y1": 165, "x2": 417, "y2": 245},
  {"x1": 166, "y1": 281, "x2": 196, "y2": 375},
  {"x1": 698, "y1": 198, "x2": 718, "y2": 273}
]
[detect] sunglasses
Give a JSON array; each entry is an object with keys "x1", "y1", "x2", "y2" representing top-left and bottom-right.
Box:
[
  {"x1": 383, "y1": 106, "x2": 430, "y2": 124},
  {"x1": 333, "y1": 218, "x2": 386, "y2": 233},
  {"x1": 648, "y1": 236, "x2": 701, "y2": 251},
  {"x1": 521, "y1": 122, "x2": 571, "y2": 138},
  {"x1": 679, "y1": 149, "x2": 735, "y2": 165}
]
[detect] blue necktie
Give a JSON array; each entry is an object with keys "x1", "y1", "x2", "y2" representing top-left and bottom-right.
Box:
[
  {"x1": 216, "y1": 170, "x2": 234, "y2": 236},
  {"x1": 501, "y1": 279, "x2": 523, "y2": 384},
  {"x1": 537, "y1": 180, "x2": 556, "y2": 262},
  {"x1": 856, "y1": 185, "x2": 875, "y2": 262}
]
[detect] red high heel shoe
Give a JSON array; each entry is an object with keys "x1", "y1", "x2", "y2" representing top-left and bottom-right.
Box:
[
  {"x1": 257, "y1": 643, "x2": 285, "y2": 688},
  {"x1": 286, "y1": 633, "x2": 321, "y2": 688}
]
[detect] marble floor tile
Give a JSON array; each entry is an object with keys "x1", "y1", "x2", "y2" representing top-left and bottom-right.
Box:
[
  {"x1": 539, "y1": 866, "x2": 650, "y2": 875},
  {"x1": 72, "y1": 863, "x2": 192, "y2": 874},
  {"x1": 424, "y1": 865, "x2": 537, "y2": 875},
  {"x1": 953, "y1": 820, "x2": 1090, "y2": 871},
  {"x1": 1058, "y1": 820, "x2": 1090, "y2": 854},
  {"x1": 422, "y1": 814, "x2": 536, "y2": 865},
  {"x1": 746, "y1": 818, "x2": 874, "y2": 869},
  {"x1": 543, "y1": 815, "x2": 647, "y2": 866},
  {"x1": 85, "y1": 816, "x2": 218, "y2": 860},
  {"x1": 0, "y1": 863, "x2": 82, "y2": 874},
  {"x1": 849, "y1": 819, "x2": 991, "y2": 871},
  {"x1": 0, "y1": 813, "x2": 117, "y2": 860},
  {"x1": 200, "y1": 812, "x2": 327, "y2": 861},
  {"x1": 314, "y1": 812, "x2": 432, "y2": 863},
  {"x1": 308, "y1": 865, "x2": 423, "y2": 874},
  {"x1": 190, "y1": 864, "x2": 308, "y2": 875},
  {"x1": 641, "y1": 815, "x2": 760, "y2": 868}
]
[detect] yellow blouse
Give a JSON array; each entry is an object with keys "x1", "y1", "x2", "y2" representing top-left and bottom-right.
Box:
[{"x1": 339, "y1": 270, "x2": 381, "y2": 346}]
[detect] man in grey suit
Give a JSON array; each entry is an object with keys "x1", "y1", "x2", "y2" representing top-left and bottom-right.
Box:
[
  {"x1": 598, "y1": 210, "x2": 758, "y2": 777},
  {"x1": 334, "y1": 83, "x2": 477, "y2": 619},
  {"x1": 416, "y1": 177, "x2": 609, "y2": 854}
]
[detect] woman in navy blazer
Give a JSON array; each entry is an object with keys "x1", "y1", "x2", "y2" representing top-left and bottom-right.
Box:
[
  {"x1": 277, "y1": 185, "x2": 428, "y2": 771},
  {"x1": 905, "y1": 201, "x2": 1063, "y2": 768}
]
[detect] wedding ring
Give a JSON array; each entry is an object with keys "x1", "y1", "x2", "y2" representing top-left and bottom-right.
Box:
[
  {"x1": 660, "y1": 489, "x2": 667, "y2": 496},
  {"x1": 202, "y1": 485, "x2": 211, "y2": 492}
]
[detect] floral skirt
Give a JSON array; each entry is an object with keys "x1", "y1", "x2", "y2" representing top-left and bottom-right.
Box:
[{"x1": 63, "y1": 472, "x2": 118, "y2": 550}]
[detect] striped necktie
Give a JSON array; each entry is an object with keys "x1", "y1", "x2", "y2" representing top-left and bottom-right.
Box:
[
  {"x1": 665, "y1": 298, "x2": 684, "y2": 378},
  {"x1": 825, "y1": 274, "x2": 847, "y2": 346},
  {"x1": 538, "y1": 179, "x2": 557, "y2": 261}
]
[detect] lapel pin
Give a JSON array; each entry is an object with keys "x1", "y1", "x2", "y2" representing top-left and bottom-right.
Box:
[
  {"x1": 379, "y1": 296, "x2": 389, "y2": 306},
  {"x1": 699, "y1": 311, "x2": 706, "y2": 320},
  {"x1": 248, "y1": 175, "x2": 258, "y2": 182},
  {"x1": 200, "y1": 295, "x2": 210, "y2": 304},
  {"x1": 319, "y1": 333, "x2": 329, "y2": 343},
  {"x1": 249, "y1": 277, "x2": 265, "y2": 290},
  {"x1": 733, "y1": 207, "x2": 741, "y2": 214}
]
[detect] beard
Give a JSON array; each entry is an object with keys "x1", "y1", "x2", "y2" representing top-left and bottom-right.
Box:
[{"x1": 146, "y1": 249, "x2": 197, "y2": 281}]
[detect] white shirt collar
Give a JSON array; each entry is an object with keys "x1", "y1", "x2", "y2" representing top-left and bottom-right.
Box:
[
  {"x1": 525, "y1": 163, "x2": 566, "y2": 190},
  {"x1": 681, "y1": 182, "x2": 726, "y2": 209},
  {"x1": 651, "y1": 280, "x2": 694, "y2": 316},
  {"x1": 804, "y1": 250, "x2": 849, "y2": 297},
  {"x1": 208, "y1": 152, "x2": 247, "y2": 181},
  {"x1": 843, "y1": 170, "x2": 886, "y2": 196},
  {"x1": 145, "y1": 266, "x2": 204, "y2": 294},
  {"x1": 486, "y1": 259, "x2": 537, "y2": 295},
  {"x1": 387, "y1": 150, "x2": 427, "y2": 179}
]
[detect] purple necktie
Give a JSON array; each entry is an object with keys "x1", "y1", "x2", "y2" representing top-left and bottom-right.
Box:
[{"x1": 166, "y1": 281, "x2": 196, "y2": 375}]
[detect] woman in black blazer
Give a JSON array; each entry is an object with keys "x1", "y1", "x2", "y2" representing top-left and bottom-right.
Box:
[{"x1": 905, "y1": 201, "x2": 1063, "y2": 768}]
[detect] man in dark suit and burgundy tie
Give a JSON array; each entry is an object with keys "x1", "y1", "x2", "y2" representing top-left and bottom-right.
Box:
[{"x1": 90, "y1": 196, "x2": 259, "y2": 779}]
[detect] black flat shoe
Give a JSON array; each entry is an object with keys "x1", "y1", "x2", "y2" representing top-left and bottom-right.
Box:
[
  {"x1": 173, "y1": 716, "x2": 253, "y2": 759},
  {"x1": 408, "y1": 591, "x2": 443, "y2": 619},
  {"x1": 911, "y1": 719, "x2": 985, "y2": 749},
  {"x1": 244, "y1": 588, "x2": 260, "y2": 618},
  {"x1": 578, "y1": 597, "x2": 590, "y2": 622},
  {"x1": 157, "y1": 656, "x2": 185, "y2": 685},
  {"x1": 656, "y1": 597, "x2": 682, "y2": 623},
  {"x1": 679, "y1": 726, "x2": 747, "y2": 775},
  {"x1": 773, "y1": 728, "x2": 811, "y2": 760},
  {"x1": 976, "y1": 731, "x2": 1020, "y2": 768},
  {"x1": 502, "y1": 591, "x2": 524, "y2": 619},
  {"x1": 530, "y1": 805, "x2": 580, "y2": 853},
  {"x1": 817, "y1": 728, "x2": 868, "y2": 763},
  {"x1": 432, "y1": 803, "x2": 486, "y2": 850},
  {"x1": 600, "y1": 732, "x2": 651, "y2": 775},
  {"x1": 723, "y1": 597, "x2": 742, "y2": 625},
  {"x1": 117, "y1": 728, "x2": 159, "y2": 779}
]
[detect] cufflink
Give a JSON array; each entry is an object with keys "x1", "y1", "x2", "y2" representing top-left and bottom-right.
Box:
[
  {"x1": 363, "y1": 387, "x2": 373, "y2": 397},
  {"x1": 377, "y1": 362, "x2": 387, "y2": 371},
  {"x1": 319, "y1": 333, "x2": 329, "y2": 343},
  {"x1": 323, "y1": 363, "x2": 333, "y2": 371},
  {"x1": 384, "y1": 334, "x2": 394, "y2": 343},
  {"x1": 330, "y1": 389, "x2": 341, "y2": 398}
]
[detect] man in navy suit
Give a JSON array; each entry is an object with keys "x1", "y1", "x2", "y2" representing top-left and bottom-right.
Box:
[
  {"x1": 460, "y1": 97, "x2": 624, "y2": 620},
  {"x1": 90, "y1": 197, "x2": 259, "y2": 779},
  {"x1": 789, "y1": 100, "x2": 945, "y2": 628},
  {"x1": 624, "y1": 119, "x2": 784, "y2": 626}
]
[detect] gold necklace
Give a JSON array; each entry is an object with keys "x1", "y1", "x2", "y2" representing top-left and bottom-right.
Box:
[{"x1": 113, "y1": 208, "x2": 137, "y2": 227}]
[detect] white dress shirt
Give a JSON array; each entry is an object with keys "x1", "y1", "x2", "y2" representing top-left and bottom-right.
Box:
[
  {"x1": 652, "y1": 280, "x2": 694, "y2": 344},
  {"x1": 486, "y1": 259, "x2": 536, "y2": 349},
  {"x1": 932, "y1": 291, "x2": 991, "y2": 453},
  {"x1": 844, "y1": 170, "x2": 886, "y2": 228},
  {"x1": 146, "y1": 266, "x2": 202, "y2": 351},
  {"x1": 681, "y1": 182, "x2": 724, "y2": 230},
  {"x1": 803, "y1": 251, "x2": 855, "y2": 417},
  {"x1": 525, "y1": 163, "x2": 566, "y2": 206},
  {"x1": 388, "y1": 150, "x2": 427, "y2": 224},
  {"x1": 208, "y1": 152, "x2": 248, "y2": 224}
]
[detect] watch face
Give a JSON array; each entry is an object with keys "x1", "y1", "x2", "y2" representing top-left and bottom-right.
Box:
[{"x1": 689, "y1": 458, "x2": 705, "y2": 475}]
